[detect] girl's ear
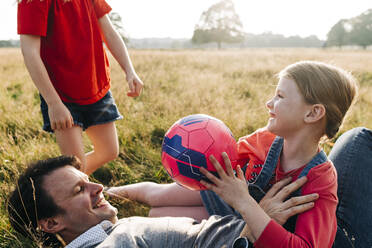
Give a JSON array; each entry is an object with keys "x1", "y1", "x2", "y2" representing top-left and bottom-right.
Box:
[
  {"x1": 38, "y1": 217, "x2": 65, "y2": 234},
  {"x1": 304, "y1": 104, "x2": 326, "y2": 123}
]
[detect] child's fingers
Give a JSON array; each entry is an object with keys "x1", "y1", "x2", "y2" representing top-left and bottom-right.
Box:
[
  {"x1": 209, "y1": 155, "x2": 227, "y2": 179},
  {"x1": 200, "y1": 167, "x2": 221, "y2": 186},
  {"x1": 282, "y1": 193, "x2": 318, "y2": 210},
  {"x1": 51, "y1": 121, "x2": 56, "y2": 130},
  {"x1": 283, "y1": 202, "x2": 315, "y2": 218},
  {"x1": 276, "y1": 176, "x2": 308, "y2": 201},
  {"x1": 66, "y1": 118, "x2": 72, "y2": 129},
  {"x1": 222, "y1": 152, "x2": 234, "y2": 176},
  {"x1": 236, "y1": 165, "x2": 245, "y2": 180},
  {"x1": 60, "y1": 121, "x2": 66, "y2": 130},
  {"x1": 200, "y1": 179, "x2": 217, "y2": 192},
  {"x1": 134, "y1": 79, "x2": 143, "y2": 95},
  {"x1": 265, "y1": 176, "x2": 292, "y2": 198},
  {"x1": 127, "y1": 79, "x2": 135, "y2": 96},
  {"x1": 128, "y1": 79, "x2": 134, "y2": 91},
  {"x1": 68, "y1": 116, "x2": 74, "y2": 128},
  {"x1": 55, "y1": 121, "x2": 61, "y2": 130}
]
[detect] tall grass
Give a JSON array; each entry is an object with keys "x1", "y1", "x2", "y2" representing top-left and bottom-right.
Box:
[{"x1": 0, "y1": 48, "x2": 371, "y2": 247}]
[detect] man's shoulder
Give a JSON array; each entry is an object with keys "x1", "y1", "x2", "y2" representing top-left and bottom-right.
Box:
[
  {"x1": 98, "y1": 216, "x2": 245, "y2": 248},
  {"x1": 97, "y1": 217, "x2": 199, "y2": 248}
]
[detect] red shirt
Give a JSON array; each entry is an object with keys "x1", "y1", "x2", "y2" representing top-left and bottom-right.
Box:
[
  {"x1": 238, "y1": 128, "x2": 338, "y2": 248},
  {"x1": 18, "y1": 0, "x2": 112, "y2": 104}
]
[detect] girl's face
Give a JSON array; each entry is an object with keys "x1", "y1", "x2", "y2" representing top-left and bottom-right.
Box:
[{"x1": 266, "y1": 77, "x2": 311, "y2": 137}]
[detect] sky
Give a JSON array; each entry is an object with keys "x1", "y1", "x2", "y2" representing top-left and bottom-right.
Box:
[{"x1": 1, "y1": 0, "x2": 371, "y2": 40}]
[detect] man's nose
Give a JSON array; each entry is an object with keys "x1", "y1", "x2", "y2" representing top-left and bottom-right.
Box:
[{"x1": 90, "y1": 182, "x2": 104, "y2": 195}]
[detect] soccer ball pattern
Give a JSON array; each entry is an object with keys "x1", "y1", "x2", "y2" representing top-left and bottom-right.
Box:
[{"x1": 161, "y1": 114, "x2": 238, "y2": 190}]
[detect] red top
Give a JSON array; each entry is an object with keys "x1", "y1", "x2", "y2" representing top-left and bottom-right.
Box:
[
  {"x1": 18, "y1": 0, "x2": 112, "y2": 104},
  {"x1": 238, "y1": 128, "x2": 338, "y2": 248}
]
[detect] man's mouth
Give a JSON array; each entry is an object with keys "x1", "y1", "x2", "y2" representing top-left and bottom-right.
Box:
[{"x1": 93, "y1": 198, "x2": 107, "y2": 209}]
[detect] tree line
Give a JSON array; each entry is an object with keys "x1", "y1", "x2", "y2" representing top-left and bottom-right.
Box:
[
  {"x1": 192, "y1": 0, "x2": 372, "y2": 49},
  {"x1": 326, "y1": 9, "x2": 372, "y2": 49},
  {"x1": 2, "y1": 1, "x2": 371, "y2": 49}
]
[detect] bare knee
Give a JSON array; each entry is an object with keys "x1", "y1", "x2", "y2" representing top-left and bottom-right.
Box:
[
  {"x1": 96, "y1": 143, "x2": 119, "y2": 164},
  {"x1": 104, "y1": 145, "x2": 119, "y2": 162}
]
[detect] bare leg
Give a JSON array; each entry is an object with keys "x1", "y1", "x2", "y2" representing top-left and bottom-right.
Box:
[
  {"x1": 55, "y1": 122, "x2": 118, "y2": 174},
  {"x1": 84, "y1": 122, "x2": 119, "y2": 175},
  {"x1": 55, "y1": 126, "x2": 86, "y2": 170}
]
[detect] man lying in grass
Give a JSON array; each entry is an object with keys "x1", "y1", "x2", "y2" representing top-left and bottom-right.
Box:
[{"x1": 7, "y1": 155, "x2": 315, "y2": 248}]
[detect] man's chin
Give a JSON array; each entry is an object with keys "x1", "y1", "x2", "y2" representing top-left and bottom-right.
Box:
[
  {"x1": 110, "y1": 215, "x2": 119, "y2": 224},
  {"x1": 104, "y1": 206, "x2": 118, "y2": 224}
]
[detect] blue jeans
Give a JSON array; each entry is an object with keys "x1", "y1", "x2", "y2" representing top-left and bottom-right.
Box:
[{"x1": 329, "y1": 127, "x2": 372, "y2": 248}]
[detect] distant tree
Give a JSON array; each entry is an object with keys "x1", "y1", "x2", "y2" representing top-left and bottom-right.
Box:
[
  {"x1": 348, "y1": 9, "x2": 372, "y2": 49},
  {"x1": 109, "y1": 12, "x2": 129, "y2": 43},
  {"x1": 0, "y1": 40, "x2": 19, "y2": 48},
  {"x1": 326, "y1": 19, "x2": 348, "y2": 48},
  {"x1": 326, "y1": 9, "x2": 372, "y2": 49},
  {"x1": 0, "y1": 40, "x2": 12, "y2": 47},
  {"x1": 192, "y1": 0, "x2": 244, "y2": 49}
]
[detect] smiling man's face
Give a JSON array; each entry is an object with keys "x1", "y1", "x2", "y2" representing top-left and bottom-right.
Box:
[{"x1": 42, "y1": 165, "x2": 118, "y2": 238}]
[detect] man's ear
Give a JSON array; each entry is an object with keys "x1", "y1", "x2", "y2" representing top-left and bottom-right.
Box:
[
  {"x1": 304, "y1": 104, "x2": 326, "y2": 123},
  {"x1": 38, "y1": 217, "x2": 65, "y2": 234}
]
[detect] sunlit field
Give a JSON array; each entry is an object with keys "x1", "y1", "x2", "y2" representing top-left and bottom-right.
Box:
[{"x1": 0, "y1": 47, "x2": 371, "y2": 247}]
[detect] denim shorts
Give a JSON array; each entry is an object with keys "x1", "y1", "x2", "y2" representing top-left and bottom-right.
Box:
[{"x1": 40, "y1": 90, "x2": 123, "y2": 133}]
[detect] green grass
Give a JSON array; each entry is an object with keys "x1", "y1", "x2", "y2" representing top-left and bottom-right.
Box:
[{"x1": 0, "y1": 48, "x2": 371, "y2": 247}]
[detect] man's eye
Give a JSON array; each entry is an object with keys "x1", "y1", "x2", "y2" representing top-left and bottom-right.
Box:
[
  {"x1": 77, "y1": 186, "x2": 84, "y2": 193},
  {"x1": 277, "y1": 93, "x2": 283, "y2": 98}
]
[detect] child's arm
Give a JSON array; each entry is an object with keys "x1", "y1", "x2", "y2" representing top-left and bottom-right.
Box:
[
  {"x1": 200, "y1": 153, "x2": 271, "y2": 243},
  {"x1": 20, "y1": 35, "x2": 73, "y2": 130},
  {"x1": 105, "y1": 182, "x2": 203, "y2": 207},
  {"x1": 98, "y1": 15, "x2": 143, "y2": 97}
]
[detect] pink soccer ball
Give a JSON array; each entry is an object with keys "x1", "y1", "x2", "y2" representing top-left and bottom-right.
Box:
[{"x1": 161, "y1": 114, "x2": 238, "y2": 191}]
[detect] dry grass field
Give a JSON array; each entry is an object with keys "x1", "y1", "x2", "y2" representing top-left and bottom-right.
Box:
[{"x1": 0, "y1": 47, "x2": 371, "y2": 247}]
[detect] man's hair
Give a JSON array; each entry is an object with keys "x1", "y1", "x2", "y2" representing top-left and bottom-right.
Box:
[
  {"x1": 279, "y1": 61, "x2": 358, "y2": 139},
  {"x1": 7, "y1": 155, "x2": 81, "y2": 246}
]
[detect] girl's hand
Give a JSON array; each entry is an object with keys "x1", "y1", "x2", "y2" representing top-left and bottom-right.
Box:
[
  {"x1": 200, "y1": 152, "x2": 251, "y2": 210},
  {"x1": 48, "y1": 101, "x2": 74, "y2": 130},
  {"x1": 126, "y1": 72, "x2": 144, "y2": 97}
]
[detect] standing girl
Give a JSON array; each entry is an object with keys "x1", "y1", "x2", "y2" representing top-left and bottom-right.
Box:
[{"x1": 18, "y1": 0, "x2": 143, "y2": 174}]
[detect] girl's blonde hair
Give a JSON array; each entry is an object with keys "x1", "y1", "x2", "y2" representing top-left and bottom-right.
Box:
[{"x1": 279, "y1": 61, "x2": 358, "y2": 139}]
